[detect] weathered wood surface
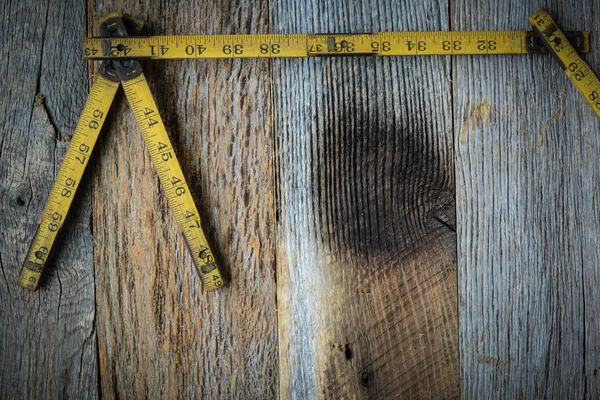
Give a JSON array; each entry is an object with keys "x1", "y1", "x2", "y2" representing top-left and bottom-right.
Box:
[
  {"x1": 0, "y1": 0, "x2": 97, "y2": 398},
  {"x1": 455, "y1": 1, "x2": 600, "y2": 398},
  {"x1": 89, "y1": 0, "x2": 278, "y2": 398},
  {"x1": 4, "y1": 0, "x2": 600, "y2": 398},
  {"x1": 272, "y1": 0, "x2": 459, "y2": 398}
]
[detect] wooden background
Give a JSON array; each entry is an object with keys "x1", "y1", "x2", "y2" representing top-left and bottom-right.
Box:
[{"x1": 0, "y1": 0, "x2": 598, "y2": 398}]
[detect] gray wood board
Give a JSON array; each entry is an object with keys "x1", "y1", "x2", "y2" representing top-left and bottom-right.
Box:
[
  {"x1": 0, "y1": 0, "x2": 97, "y2": 398},
  {"x1": 454, "y1": 1, "x2": 600, "y2": 398},
  {"x1": 271, "y1": 0, "x2": 459, "y2": 398}
]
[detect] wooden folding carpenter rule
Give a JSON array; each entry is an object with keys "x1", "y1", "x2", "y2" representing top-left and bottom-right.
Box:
[{"x1": 18, "y1": 9, "x2": 600, "y2": 292}]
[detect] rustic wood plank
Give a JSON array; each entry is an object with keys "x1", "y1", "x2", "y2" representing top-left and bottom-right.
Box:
[
  {"x1": 0, "y1": 0, "x2": 97, "y2": 398},
  {"x1": 455, "y1": 1, "x2": 600, "y2": 397},
  {"x1": 271, "y1": 1, "x2": 459, "y2": 398},
  {"x1": 88, "y1": 1, "x2": 277, "y2": 398}
]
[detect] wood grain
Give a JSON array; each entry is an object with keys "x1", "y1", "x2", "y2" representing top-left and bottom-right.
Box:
[
  {"x1": 271, "y1": 1, "x2": 459, "y2": 398},
  {"x1": 454, "y1": 1, "x2": 600, "y2": 398},
  {"x1": 0, "y1": 0, "x2": 97, "y2": 398},
  {"x1": 7, "y1": 0, "x2": 600, "y2": 397},
  {"x1": 88, "y1": 0, "x2": 278, "y2": 398}
]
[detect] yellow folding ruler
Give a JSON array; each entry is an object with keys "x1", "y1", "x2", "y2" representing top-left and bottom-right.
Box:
[
  {"x1": 19, "y1": 9, "x2": 598, "y2": 292},
  {"x1": 529, "y1": 9, "x2": 600, "y2": 119},
  {"x1": 83, "y1": 30, "x2": 590, "y2": 59},
  {"x1": 18, "y1": 13, "x2": 224, "y2": 292}
]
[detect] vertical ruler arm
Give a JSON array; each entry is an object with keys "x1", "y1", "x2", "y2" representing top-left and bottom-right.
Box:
[
  {"x1": 18, "y1": 75, "x2": 119, "y2": 291},
  {"x1": 121, "y1": 73, "x2": 224, "y2": 291}
]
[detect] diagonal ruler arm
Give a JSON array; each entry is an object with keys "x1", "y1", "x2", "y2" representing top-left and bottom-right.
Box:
[
  {"x1": 18, "y1": 76, "x2": 119, "y2": 291},
  {"x1": 121, "y1": 73, "x2": 225, "y2": 291}
]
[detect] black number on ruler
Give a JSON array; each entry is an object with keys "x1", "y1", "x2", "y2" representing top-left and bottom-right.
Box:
[
  {"x1": 150, "y1": 45, "x2": 169, "y2": 56},
  {"x1": 185, "y1": 211, "x2": 195, "y2": 220},
  {"x1": 588, "y1": 90, "x2": 600, "y2": 109},
  {"x1": 88, "y1": 109, "x2": 103, "y2": 130},
  {"x1": 49, "y1": 211, "x2": 63, "y2": 232},
  {"x1": 309, "y1": 44, "x2": 322, "y2": 53},
  {"x1": 442, "y1": 41, "x2": 462, "y2": 51},
  {"x1": 198, "y1": 246, "x2": 214, "y2": 263},
  {"x1": 158, "y1": 142, "x2": 172, "y2": 162},
  {"x1": 172, "y1": 177, "x2": 185, "y2": 198},
  {"x1": 371, "y1": 41, "x2": 391, "y2": 52},
  {"x1": 185, "y1": 44, "x2": 206, "y2": 55},
  {"x1": 407, "y1": 41, "x2": 426, "y2": 51},
  {"x1": 569, "y1": 63, "x2": 586, "y2": 80},
  {"x1": 109, "y1": 45, "x2": 130, "y2": 56},
  {"x1": 260, "y1": 44, "x2": 280, "y2": 54},
  {"x1": 568, "y1": 62, "x2": 578, "y2": 72},
  {"x1": 144, "y1": 107, "x2": 157, "y2": 127},
  {"x1": 333, "y1": 41, "x2": 354, "y2": 52},
  {"x1": 547, "y1": 33, "x2": 563, "y2": 51},
  {"x1": 223, "y1": 44, "x2": 243, "y2": 55},
  {"x1": 84, "y1": 47, "x2": 98, "y2": 57},
  {"x1": 34, "y1": 246, "x2": 48, "y2": 265},
  {"x1": 477, "y1": 40, "x2": 497, "y2": 51}
]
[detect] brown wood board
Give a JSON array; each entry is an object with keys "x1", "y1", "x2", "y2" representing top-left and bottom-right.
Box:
[{"x1": 88, "y1": 0, "x2": 278, "y2": 398}]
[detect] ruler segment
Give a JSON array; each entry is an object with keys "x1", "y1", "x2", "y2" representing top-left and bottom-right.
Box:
[
  {"x1": 18, "y1": 75, "x2": 119, "y2": 291},
  {"x1": 529, "y1": 9, "x2": 600, "y2": 119},
  {"x1": 121, "y1": 73, "x2": 224, "y2": 291},
  {"x1": 83, "y1": 31, "x2": 590, "y2": 59}
]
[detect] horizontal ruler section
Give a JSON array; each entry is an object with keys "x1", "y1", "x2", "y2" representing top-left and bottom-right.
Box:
[{"x1": 83, "y1": 31, "x2": 590, "y2": 59}]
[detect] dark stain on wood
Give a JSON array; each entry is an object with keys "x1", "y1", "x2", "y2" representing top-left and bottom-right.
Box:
[
  {"x1": 360, "y1": 369, "x2": 372, "y2": 388},
  {"x1": 313, "y1": 99, "x2": 456, "y2": 256},
  {"x1": 345, "y1": 343, "x2": 353, "y2": 360},
  {"x1": 273, "y1": 27, "x2": 458, "y2": 397}
]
